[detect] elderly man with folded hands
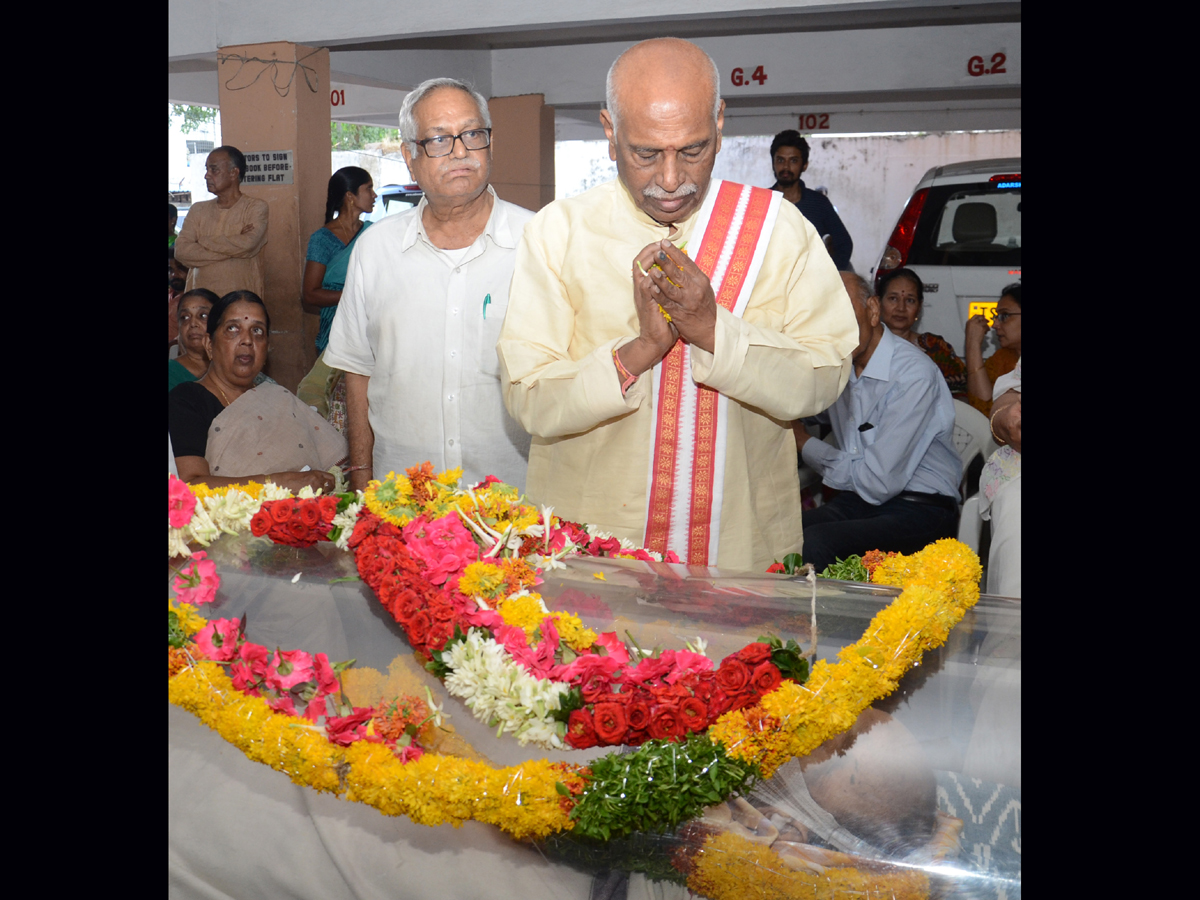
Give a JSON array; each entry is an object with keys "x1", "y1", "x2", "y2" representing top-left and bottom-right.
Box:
[{"x1": 498, "y1": 38, "x2": 858, "y2": 572}]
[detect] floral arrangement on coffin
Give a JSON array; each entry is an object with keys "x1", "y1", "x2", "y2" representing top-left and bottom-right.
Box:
[
  {"x1": 170, "y1": 600, "x2": 445, "y2": 763},
  {"x1": 347, "y1": 464, "x2": 802, "y2": 751},
  {"x1": 168, "y1": 474, "x2": 363, "y2": 558},
  {"x1": 169, "y1": 465, "x2": 985, "y2": 899}
]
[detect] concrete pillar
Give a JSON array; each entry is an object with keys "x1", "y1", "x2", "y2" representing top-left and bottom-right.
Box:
[
  {"x1": 487, "y1": 94, "x2": 555, "y2": 212},
  {"x1": 217, "y1": 42, "x2": 330, "y2": 391}
]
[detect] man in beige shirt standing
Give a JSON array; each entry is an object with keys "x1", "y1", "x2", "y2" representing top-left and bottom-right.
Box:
[
  {"x1": 175, "y1": 145, "x2": 268, "y2": 299},
  {"x1": 497, "y1": 38, "x2": 858, "y2": 572}
]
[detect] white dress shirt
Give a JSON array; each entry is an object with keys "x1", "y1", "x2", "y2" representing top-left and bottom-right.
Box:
[
  {"x1": 324, "y1": 187, "x2": 535, "y2": 489},
  {"x1": 801, "y1": 326, "x2": 961, "y2": 504}
]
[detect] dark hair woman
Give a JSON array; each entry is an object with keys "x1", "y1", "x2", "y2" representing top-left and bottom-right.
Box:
[
  {"x1": 964, "y1": 282, "x2": 1021, "y2": 417},
  {"x1": 302, "y1": 166, "x2": 376, "y2": 354},
  {"x1": 297, "y1": 167, "x2": 376, "y2": 433},
  {"x1": 169, "y1": 288, "x2": 219, "y2": 391},
  {"x1": 169, "y1": 290, "x2": 347, "y2": 492},
  {"x1": 877, "y1": 267, "x2": 969, "y2": 400}
]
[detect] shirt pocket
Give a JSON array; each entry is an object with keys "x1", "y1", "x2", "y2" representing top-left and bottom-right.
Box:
[{"x1": 469, "y1": 293, "x2": 505, "y2": 382}]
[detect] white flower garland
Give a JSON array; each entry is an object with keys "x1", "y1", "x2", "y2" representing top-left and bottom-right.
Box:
[{"x1": 441, "y1": 630, "x2": 570, "y2": 749}]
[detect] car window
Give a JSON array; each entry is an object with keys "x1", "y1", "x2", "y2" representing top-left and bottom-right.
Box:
[
  {"x1": 907, "y1": 183, "x2": 1021, "y2": 268},
  {"x1": 384, "y1": 195, "x2": 420, "y2": 215}
]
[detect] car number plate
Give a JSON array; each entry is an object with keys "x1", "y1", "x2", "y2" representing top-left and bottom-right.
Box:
[{"x1": 968, "y1": 301, "x2": 998, "y2": 325}]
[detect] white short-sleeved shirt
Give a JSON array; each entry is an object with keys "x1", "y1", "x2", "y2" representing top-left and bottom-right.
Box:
[{"x1": 324, "y1": 187, "x2": 535, "y2": 489}]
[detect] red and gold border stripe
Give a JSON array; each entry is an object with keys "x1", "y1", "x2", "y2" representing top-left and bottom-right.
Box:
[{"x1": 685, "y1": 186, "x2": 774, "y2": 564}]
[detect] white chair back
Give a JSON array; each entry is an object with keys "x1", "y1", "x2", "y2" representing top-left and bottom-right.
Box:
[{"x1": 951, "y1": 400, "x2": 998, "y2": 494}]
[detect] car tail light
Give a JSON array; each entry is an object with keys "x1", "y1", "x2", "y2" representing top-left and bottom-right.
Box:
[
  {"x1": 878, "y1": 187, "x2": 931, "y2": 289},
  {"x1": 875, "y1": 188, "x2": 928, "y2": 282}
]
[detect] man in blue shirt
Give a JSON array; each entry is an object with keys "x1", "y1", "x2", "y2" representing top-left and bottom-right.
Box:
[
  {"x1": 794, "y1": 272, "x2": 960, "y2": 572},
  {"x1": 770, "y1": 130, "x2": 853, "y2": 271}
]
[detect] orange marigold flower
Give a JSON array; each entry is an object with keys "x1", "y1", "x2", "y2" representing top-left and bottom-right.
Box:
[
  {"x1": 862, "y1": 548, "x2": 897, "y2": 578},
  {"x1": 168, "y1": 646, "x2": 191, "y2": 677},
  {"x1": 406, "y1": 462, "x2": 438, "y2": 505},
  {"x1": 372, "y1": 694, "x2": 432, "y2": 744}
]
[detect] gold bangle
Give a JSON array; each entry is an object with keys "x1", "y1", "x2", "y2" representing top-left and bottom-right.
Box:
[{"x1": 989, "y1": 408, "x2": 1005, "y2": 445}]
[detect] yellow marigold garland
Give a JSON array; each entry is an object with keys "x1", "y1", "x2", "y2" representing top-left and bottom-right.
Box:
[
  {"x1": 687, "y1": 830, "x2": 929, "y2": 900},
  {"x1": 169, "y1": 661, "x2": 575, "y2": 839},
  {"x1": 709, "y1": 539, "x2": 980, "y2": 779}
]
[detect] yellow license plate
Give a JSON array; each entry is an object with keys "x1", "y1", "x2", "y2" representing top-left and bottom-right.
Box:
[{"x1": 969, "y1": 301, "x2": 998, "y2": 325}]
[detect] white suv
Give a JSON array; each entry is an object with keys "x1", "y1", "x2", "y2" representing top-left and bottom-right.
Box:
[{"x1": 871, "y1": 159, "x2": 1021, "y2": 357}]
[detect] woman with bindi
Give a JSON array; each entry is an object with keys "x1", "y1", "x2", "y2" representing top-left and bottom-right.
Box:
[{"x1": 169, "y1": 290, "x2": 347, "y2": 492}]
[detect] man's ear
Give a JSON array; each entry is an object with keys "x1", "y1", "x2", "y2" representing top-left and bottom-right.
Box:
[
  {"x1": 866, "y1": 296, "x2": 881, "y2": 327},
  {"x1": 599, "y1": 109, "x2": 618, "y2": 162}
]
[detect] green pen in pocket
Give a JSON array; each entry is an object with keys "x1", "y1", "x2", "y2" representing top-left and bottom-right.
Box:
[{"x1": 483, "y1": 293, "x2": 491, "y2": 319}]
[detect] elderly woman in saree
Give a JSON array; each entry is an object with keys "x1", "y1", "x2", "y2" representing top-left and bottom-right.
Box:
[{"x1": 168, "y1": 290, "x2": 347, "y2": 492}]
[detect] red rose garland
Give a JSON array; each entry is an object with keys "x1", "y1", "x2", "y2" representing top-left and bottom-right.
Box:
[
  {"x1": 250, "y1": 496, "x2": 340, "y2": 548},
  {"x1": 345, "y1": 510, "x2": 793, "y2": 752}
]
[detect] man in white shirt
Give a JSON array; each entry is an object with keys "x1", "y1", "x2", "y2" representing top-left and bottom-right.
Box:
[
  {"x1": 795, "y1": 272, "x2": 961, "y2": 572},
  {"x1": 325, "y1": 78, "x2": 534, "y2": 492}
]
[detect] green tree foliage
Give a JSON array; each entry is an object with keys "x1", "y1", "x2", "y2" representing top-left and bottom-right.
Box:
[
  {"x1": 331, "y1": 122, "x2": 400, "y2": 150},
  {"x1": 170, "y1": 103, "x2": 218, "y2": 134}
]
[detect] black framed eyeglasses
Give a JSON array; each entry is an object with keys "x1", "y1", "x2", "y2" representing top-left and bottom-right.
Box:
[
  {"x1": 994, "y1": 311, "x2": 1021, "y2": 323},
  {"x1": 414, "y1": 128, "x2": 492, "y2": 158}
]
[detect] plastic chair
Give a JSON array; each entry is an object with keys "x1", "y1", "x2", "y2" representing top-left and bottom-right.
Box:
[
  {"x1": 951, "y1": 400, "x2": 997, "y2": 499},
  {"x1": 951, "y1": 400, "x2": 997, "y2": 554}
]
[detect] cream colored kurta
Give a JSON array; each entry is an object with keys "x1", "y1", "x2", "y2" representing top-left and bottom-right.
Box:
[
  {"x1": 497, "y1": 179, "x2": 858, "y2": 572},
  {"x1": 175, "y1": 194, "x2": 269, "y2": 299}
]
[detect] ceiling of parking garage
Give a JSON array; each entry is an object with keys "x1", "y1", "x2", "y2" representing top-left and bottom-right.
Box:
[{"x1": 168, "y1": 1, "x2": 1021, "y2": 138}]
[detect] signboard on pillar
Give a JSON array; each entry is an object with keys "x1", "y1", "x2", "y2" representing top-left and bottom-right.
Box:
[{"x1": 242, "y1": 150, "x2": 295, "y2": 185}]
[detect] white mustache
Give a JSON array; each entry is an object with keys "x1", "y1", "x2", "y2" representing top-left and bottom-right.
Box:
[
  {"x1": 441, "y1": 157, "x2": 482, "y2": 171},
  {"x1": 643, "y1": 182, "x2": 698, "y2": 200}
]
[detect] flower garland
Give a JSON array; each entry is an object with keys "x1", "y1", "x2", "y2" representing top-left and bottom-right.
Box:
[
  {"x1": 168, "y1": 474, "x2": 363, "y2": 558},
  {"x1": 684, "y1": 829, "x2": 929, "y2": 900},
  {"x1": 169, "y1": 467, "x2": 982, "y2": 853}
]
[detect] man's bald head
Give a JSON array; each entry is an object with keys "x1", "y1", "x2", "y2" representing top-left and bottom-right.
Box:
[
  {"x1": 605, "y1": 38, "x2": 722, "y2": 137},
  {"x1": 599, "y1": 38, "x2": 726, "y2": 224}
]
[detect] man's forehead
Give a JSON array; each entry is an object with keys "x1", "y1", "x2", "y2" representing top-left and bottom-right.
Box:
[
  {"x1": 415, "y1": 89, "x2": 484, "y2": 130},
  {"x1": 627, "y1": 135, "x2": 711, "y2": 152}
]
